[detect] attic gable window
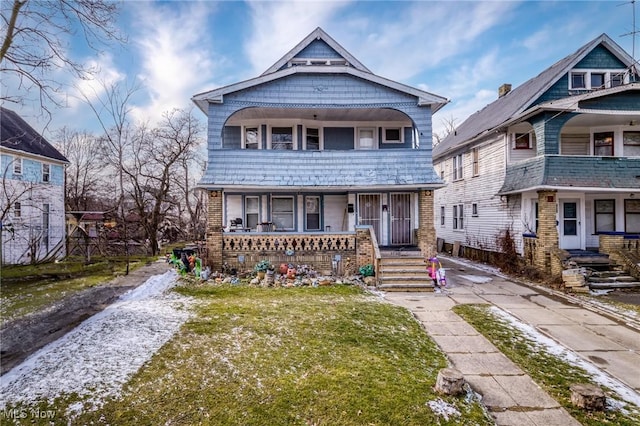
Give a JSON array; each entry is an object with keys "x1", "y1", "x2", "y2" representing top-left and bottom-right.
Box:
[
  {"x1": 570, "y1": 69, "x2": 628, "y2": 90},
  {"x1": 289, "y1": 58, "x2": 348, "y2": 67}
]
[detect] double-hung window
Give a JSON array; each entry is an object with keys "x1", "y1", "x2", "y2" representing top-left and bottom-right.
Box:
[
  {"x1": 453, "y1": 204, "x2": 464, "y2": 230},
  {"x1": 244, "y1": 196, "x2": 259, "y2": 230},
  {"x1": 306, "y1": 127, "x2": 320, "y2": 150},
  {"x1": 594, "y1": 131, "x2": 614, "y2": 156},
  {"x1": 452, "y1": 154, "x2": 463, "y2": 180},
  {"x1": 271, "y1": 127, "x2": 293, "y2": 150},
  {"x1": 42, "y1": 163, "x2": 50, "y2": 183},
  {"x1": 571, "y1": 72, "x2": 586, "y2": 89},
  {"x1": 305, "y1": 196, "x2": 321, "y2": 231},
  {"x1": 594, "y1": 200, "x2": 615, "y2": 233},
  {"x1": 244, "y1": 127, "x2": 259, "y2": 149},
  {"x1": 440, "y1": 206, "x2": 445, "y2": 226},
  {"x1": 13, "y1": 157, "x2": 22, "y2": 175},
  {"x1": 623, "y1": 131, "x2": 640, "y2": 156},
  {"x1": 383, "y1": 128, "x2": 402, "y2": 144},
  {"x1": 472, "y1": 148, "x2": 479, "y2": 176},
  {"x1": 625, "y1": 199, "x2": 640, "y2": 233},
  {"x1": 14, "y1": 201, "x2": 22, "y2": 218},
  {"x1": 357, "y1": 128, "x2": 376, "y2": 150},
  {"x1": 272, "y1": 196, "x2": 294, "y2": 231}
]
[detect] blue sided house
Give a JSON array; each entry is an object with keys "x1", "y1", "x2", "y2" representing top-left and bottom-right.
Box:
[
  {"x1": 1, "y1": 107, "x2": 69, "y2": 264},
  {"x1": 433, "y1": 34, "x2": 640, "y2": 280},
  {"x1": 192, "y1": 27, "x2": 448, "y2": 286}
]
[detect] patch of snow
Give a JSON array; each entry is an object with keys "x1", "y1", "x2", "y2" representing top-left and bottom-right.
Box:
[
  {"x1": 589, "y1": 289, "x2": 614, "y2": 296},
  {"x1": 427, "y1": 397, "x2": 461, "y2": 420},
  {"x1": 489, "y1": 306, "x2": 640, "y2": 407},
  {"x1": 0, "y1": 270, "x2": 193, "y2": 414},
  {"x1": 459, "y1": 275, "x2": 493, "y2": 284}
]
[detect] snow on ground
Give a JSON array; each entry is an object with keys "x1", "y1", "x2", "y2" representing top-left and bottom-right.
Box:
[
  {"x1": 489, "y1": 306, "x2": 640, "y2": 408},
  {"x1": 0, "y1": 270, "x2": 193, "y2": 414},
  {"x1": 458, "y1": 275, "x2": 493, "y2": 284}
]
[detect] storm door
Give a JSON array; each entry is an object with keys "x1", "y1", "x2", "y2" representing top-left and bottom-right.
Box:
[
  {"x1": 358, "y1": 194, "x2": 381, "y2": 242},
  {"x1": 559, "y1": 199, "x2": 581, "y2": 249},
  {"x1": 390, "y1": 193, "x2": 412, "y2": 245}
]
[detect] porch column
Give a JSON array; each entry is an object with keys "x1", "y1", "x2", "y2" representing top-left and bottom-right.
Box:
[
  {"x1": 535, "y1": 190, "x2": 559, "y2": 275},
  {"x1": 417, "y1": 190, "x2": 436, "y2": 257},
  {"x1": 206, "y1": 190, "x2": 223, "y2": 272}
]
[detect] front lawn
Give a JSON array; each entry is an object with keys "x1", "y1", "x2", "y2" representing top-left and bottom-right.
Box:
[{"x1": 54, "y1": 285, "x2": 490, "y2": 425}]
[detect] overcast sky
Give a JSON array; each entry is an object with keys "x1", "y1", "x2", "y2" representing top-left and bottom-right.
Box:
[{"x1": 3, "y1": 0, "x2": 639, "y2": 140}]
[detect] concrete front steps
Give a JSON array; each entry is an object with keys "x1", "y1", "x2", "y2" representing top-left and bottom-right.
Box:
[
  {"x1": 377, "y1": 251, "x2": 435, "y2": 292},
  {"x1": 587, "y1": 269, "x2": 640, "y2": 290}
]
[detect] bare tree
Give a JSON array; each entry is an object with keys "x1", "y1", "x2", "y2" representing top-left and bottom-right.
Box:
[
  {"x1": 126, "y1": 108, "x2": 203, "y2": 255},
  {"x1": 174, "y1": 155, "x2": 207, "y2": 241},
  {"x1": 54, "y1": 127, "x2": 108, "y2": 211},
  {"x1": 80, "y1": 79, "x2": 138, "y2": 273},
  {"x1": 1, "y1": 0, "x2": 123, "y2": 118},
  {"x1": 433, "y1": 115, "x2": 458, "y2": 147}
]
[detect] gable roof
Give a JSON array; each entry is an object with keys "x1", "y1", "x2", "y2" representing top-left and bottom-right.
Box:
[
  {"x1": 1, "y1": 107, "x2": 68, "y2": 163},
  {"x1": 433, "y1": 33, "x2": 636, "y2": 159},
  {"x1": 263, "y1": 27, "x2": 371, "y2": 75},
  {"x1": 192, "y1": 27, "x2": 449, "y2": 114}
]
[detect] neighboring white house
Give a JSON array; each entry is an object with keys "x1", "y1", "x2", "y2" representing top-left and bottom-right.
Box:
[
  {"x1": 433, "y1": 34, "x2": 640, "y2": 263},
  {"x1": 1, "y1": 107, "x2": 69, "y2": 264}
]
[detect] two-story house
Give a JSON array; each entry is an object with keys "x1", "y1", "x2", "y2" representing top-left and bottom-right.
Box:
[
  {"x1": 433, "y1": 33, "x2": 640, "y2": 276},
  {"x1": 1, "y1": 107, "x2": 69, "y2": 264},
  {"x1": 192, "y1": 27, "x2": 448, "y2": 278}
]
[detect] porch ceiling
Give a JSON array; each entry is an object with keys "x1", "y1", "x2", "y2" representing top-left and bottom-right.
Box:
[{"x1": 226, "y1": 107, "x2": 410, "y2": 124}]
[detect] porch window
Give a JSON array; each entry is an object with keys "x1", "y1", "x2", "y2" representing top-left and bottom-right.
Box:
[
  {"x1": 594, "y1": 131, "x2": 614, "y2": 156},
  {"x1": 245, "y1": 196, "x2": 259, "y2": 230},
  {"x1": 13, "y1": 157, "x2": 22, "y2": 175},
  {"x1": 453, "y1": 204, "x2": 464, "y2": 230},
  {"x1": 305, "y1": 196, "x2": 321, "y2": 231},
  {"x1": 594, "y1": 199, "x2": 615, "y2": 233},
  {"x1": 383, "y1": 127, "x2": 402, "y2": 144},
  {"x1": 272, "y1": 196, "x2": 294, "y2": 230},
  {"x1": 306, "y1": 127, "x2": 320, "y2": 150},
  {"x1": 42, "y1": 163, "x2": 50, "y2": 183},
  {"x1": 271, "y1": 127, "x2": 293, "y2": 150},
  {"x1": 625, "y1": 199, "x2": 640, "y2": 233},
  {"x1": 472, "y1": 148, "x2": 479, "y2": 176},
  {"x1": 623, "y1": 131, "x2": 640, "y2": 156},
  {"x1": 452, "y1": 154, "x2": 463, "y2": 180},
  {"x1": 571, "y1": 72, "x2": 586, "y2": 89},
  {"x1": 14, "y1": 201, "x2": 21, "y2": 218},
  {"x1": 244, "y1": 127, "x2": 259, "y2": 149},
  {"x1": 357, "y1": 128, "x2": 376, "y2": 149},
  {"x1": 440, "y1": 206, "x2": 445, "y2": 226}
]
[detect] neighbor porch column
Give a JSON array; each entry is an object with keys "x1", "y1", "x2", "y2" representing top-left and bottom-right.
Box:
[
  {"x1": 418, "y1": 190, "x2": 436, "y2": 257},
  {"x1": 535, "y1": 190, "x2": 559, "y2": 276},
  {"x1": 206, "y1": 190, "x2": 223, "y2": 272}
]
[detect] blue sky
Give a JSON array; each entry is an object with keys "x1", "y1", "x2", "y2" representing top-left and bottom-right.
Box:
[{"x1": 5, "y1": 0, "x2": 639, "y2": 139}]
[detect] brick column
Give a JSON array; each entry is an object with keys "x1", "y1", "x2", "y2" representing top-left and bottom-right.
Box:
[
  {"x1": 599, "y1": 233, "x2": 624, "y2": 255},
  {"x1": 535, "y1": 190, "x2": 559, "y2": 275},
  {"x1": 206, "y1": 190, "x2": 223, "y2": 272},
  {"x1": 417, "y1": 190, "x2": 436, "y2": 257},
  {"x1": 355, "y1": 226, "x2": 374, "y2": 268}
]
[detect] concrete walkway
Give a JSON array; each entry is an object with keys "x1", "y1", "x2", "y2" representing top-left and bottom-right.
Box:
[{"x1": 383, "y1": 256, "x2": 640, "y2": 426}]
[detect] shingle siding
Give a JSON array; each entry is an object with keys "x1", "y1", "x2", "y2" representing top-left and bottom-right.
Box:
[
  {"x1": 297, "y1": 39, "x2": 341, "y2": 59},
  {"x1": 200, "y1": 149, "x2": 440, "y2": 187},
  {"x1": 574, "y1": 45, "x2": 626, "y2": 69},
  {"x1": 579, "y1": 91, "x2": 640, "y2": 110}
]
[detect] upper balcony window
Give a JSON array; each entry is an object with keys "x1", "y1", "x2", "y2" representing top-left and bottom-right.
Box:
[
  {"x1": 623, "y1": 131, "x2": 640, "y2": 156},
  {"x1": 357, "y1": 128, "x2": 376, "y2": 150},
  {"x1": 271, "y1": 127, "x2": 294, "y2": 150},
  {"x1": 594, "y1": 131, "x2": 614, "y2": 156},
  {"x1": 244, "y1": 127, "x2": 259, "y2": 149},
  {"x1": 570, "y1": 69, "x2": 628, "y2": 90},
  {"x1": 383, "y1": 128, "x2": 403, "y2": 144},
  {"x1": 306, "y1": 127, "x2": 320, "y2": 150},
  {"x1": 512, "y1": 133, "x2": 532, "y2": 149}
]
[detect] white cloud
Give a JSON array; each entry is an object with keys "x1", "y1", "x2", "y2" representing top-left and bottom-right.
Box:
[
  {"x1": 245, "y1": 1, "x2": 352, "y2": 75},
  {"x1": 66, "y1": 54, "x2": 126, "y2": 109},
  {"x1": 130, "y1": 1, "x2": 220, "y2": 124}
]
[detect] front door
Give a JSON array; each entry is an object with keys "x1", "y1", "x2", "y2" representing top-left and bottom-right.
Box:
[
  {"x1": 390, "y1": 193, "x2": 412, "y2": 245},
  {"x1": 358, "y1": 194, "x2": 381, "y2": 242},
  {"x1": 559, "y1": 199, "x2": 581, "y2": 249}
]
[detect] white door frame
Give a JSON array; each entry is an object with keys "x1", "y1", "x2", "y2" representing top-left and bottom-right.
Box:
[{"x1": 559, "y1": 198, "x2": 583, "y2": 249}]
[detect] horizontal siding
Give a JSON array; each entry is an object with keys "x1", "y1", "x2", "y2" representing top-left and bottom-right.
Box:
[{"x1": 560, "y1": 133, "x2": 589, "y2": 155}]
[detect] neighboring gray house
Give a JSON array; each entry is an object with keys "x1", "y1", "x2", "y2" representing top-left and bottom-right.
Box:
[
  {"x1": 192, "y1": 27, "x2": 448, "y2": 277},
  {"x1": 1, "y1": 107, "x2": 69, "y2": 264},
  {"x1": 433, "y1": 34, "x2": 640, "y2": 275}
]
